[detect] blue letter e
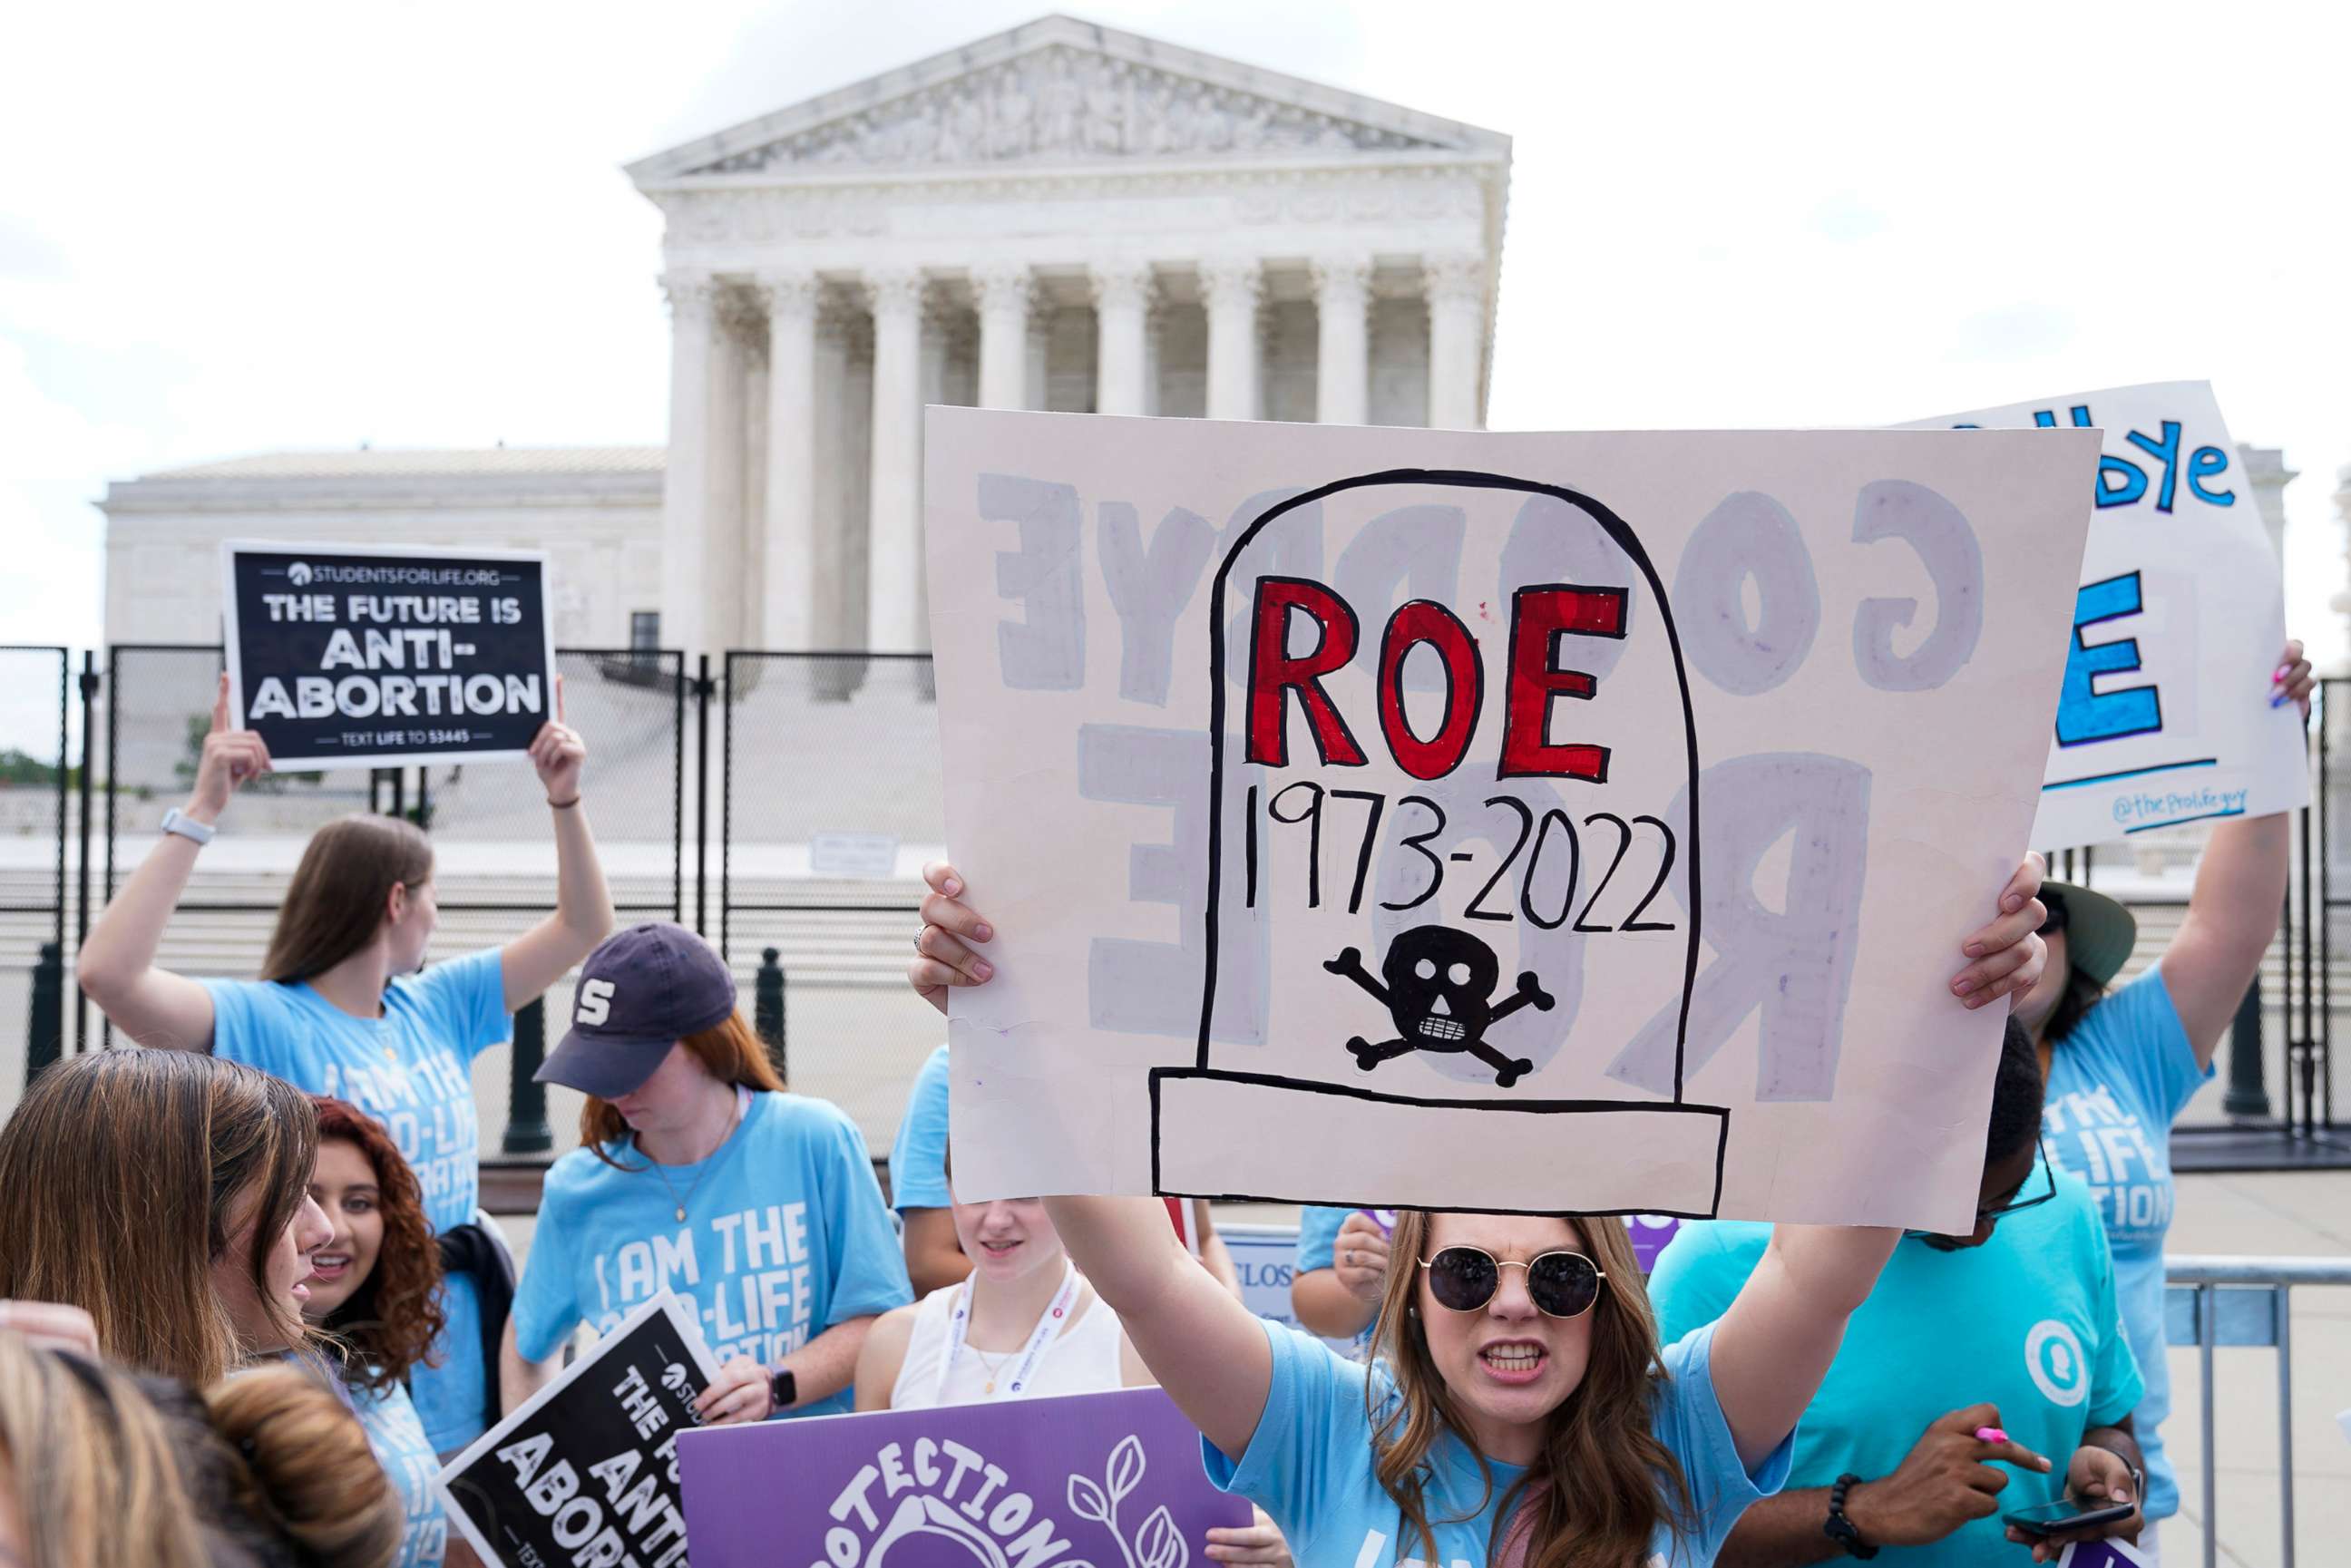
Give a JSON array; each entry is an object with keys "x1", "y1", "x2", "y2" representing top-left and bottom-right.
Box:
[{"x1": 2055, "y1": 572, "x2": 2162, "y2": 746}]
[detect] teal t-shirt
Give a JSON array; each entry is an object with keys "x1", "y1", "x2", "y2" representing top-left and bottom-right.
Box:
[
  {"x1": 351, "y1": 1380, "x2": 446, "y2": 1568},
  {"x1": 205, "y1": 947, "x2": 510, "y2": 1452},
  {"x1": 1650, "y1": 1179, "x2": 2144, "y2": 1566},
  {"x1": 888, "y1": 1042, "x2": 951, "y2": 1212},
  {"x1": 2043, "y1": 963, "x2": 2207, "y2": 1523},
  {"x1": 512, "y1": 1089, "x2": 912, "y2": 1417},
  {"x1": 1204, "y1": 1316, "x2": 1790, "y2": 1565}
]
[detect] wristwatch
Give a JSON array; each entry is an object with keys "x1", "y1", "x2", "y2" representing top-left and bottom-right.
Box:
[
  {"x1": 1823, "y1": 1474, "x2": 1878, "y2": 1560},
  {"x1": 767, "y1": 1367, "x2": 796, "y2": 1412},
  {"x1": 160, "y1": 808, "x2": 216, "y2": 846}
]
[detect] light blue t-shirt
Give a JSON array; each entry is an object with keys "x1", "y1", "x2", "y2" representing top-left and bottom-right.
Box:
[
  {"x1": 1651, "y1": 1178, "x2": 2144, "y2": 1567},
  {"x1": 889, "y1": 1042, "x2": 951, "y2": 1212},
  {"x1": 2044, "y1": 963, "x2": 2208, "y2": 1524},
  {"x1": 351, "y1": 1380, "x2": 445, "y2": 1568},
  {"x1": 205, "y1": 946, "x2": 509, "y2": 1452},
  {"x1": 1205, "y1": 1316, "x2": 1790, "y2": 1565},
  {"x1": 513, "y1": 1089, "x2": 912, "y2": 1417}
]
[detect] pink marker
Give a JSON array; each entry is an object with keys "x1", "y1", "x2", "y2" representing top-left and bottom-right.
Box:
[{"x1": 1975, "y1": 1426, "x2": 2008, "y2": 1444}]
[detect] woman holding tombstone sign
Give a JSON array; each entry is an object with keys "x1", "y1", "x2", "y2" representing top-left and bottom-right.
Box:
[
  {"x1": 75, "y1": 672, "x2": 615, "y2": 1454},
  {"x1": 2010, "y1": 638, "x2": 2312, "y2": 1551},
  {"x1": 908, "y1": 855, "x2": 2049, "y2": 1565},
  {"x1": 502, "y1": 923, "x2": 912, "y2": 1425}
]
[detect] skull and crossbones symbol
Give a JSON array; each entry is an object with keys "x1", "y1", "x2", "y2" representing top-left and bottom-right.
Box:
[{"x1": 1322, "y1": 926, "x2": 1556, "y2": 1087}]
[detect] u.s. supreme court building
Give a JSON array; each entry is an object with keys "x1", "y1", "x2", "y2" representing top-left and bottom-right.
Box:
[{"x1": 101, "y1": 15, "x2": 1512, "y2": 664}]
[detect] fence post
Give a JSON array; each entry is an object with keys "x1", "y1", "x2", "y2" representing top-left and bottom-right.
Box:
[
  {"x1": 73, "y1": 652, "x2": 96, "y2": 1055},
  {"x1": 502, "y1": 997, "x2": 553, "y2": 1154},
  {"x1": 755, "y1": 947, "x2": 786, "y2": 1079},
  {"x1": 26, "y1": 941, "x2": 63, "y2": 1086},
  {"x1": 2224, "y1": 972, "x2": 2272, "y2": 1118},
  {"x1": 695, "y1": 653, "x2": 712, "y2": 936}
]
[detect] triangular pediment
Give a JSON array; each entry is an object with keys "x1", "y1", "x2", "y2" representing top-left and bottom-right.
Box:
[{"x1": 629, "y1": 14, "x2": 1507, "y2": 184}]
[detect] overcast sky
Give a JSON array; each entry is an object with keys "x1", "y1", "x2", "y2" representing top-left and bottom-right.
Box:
[{"x1": 5, "y1": 0, "x2": 2346, "y2": 755}]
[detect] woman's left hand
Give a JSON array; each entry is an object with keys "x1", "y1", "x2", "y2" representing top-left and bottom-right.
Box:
[
  {"x1": 1951, "y1": 852, "x2": 2047, "y2": 1010},
  {"x1": 530, "y1": 676, "x2": 587, "y2": 804},
  {"x1": 694, "y1": 1356, "x2": 775, "y2": 1425},
  {"x1": 2272, "y1": 638, "x2": 2315, "y2": 720},
  {"x1": 1205, "y1": 1507, "x2": 1293, "y2": 1565}
]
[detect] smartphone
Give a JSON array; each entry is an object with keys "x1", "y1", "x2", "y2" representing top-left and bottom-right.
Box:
[{"x1": 2001, "y1": 1497, "x2": 2137, "y2": 1535}]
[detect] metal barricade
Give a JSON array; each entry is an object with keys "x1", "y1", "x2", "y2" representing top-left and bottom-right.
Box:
[{"x1": 2164, "y1": 1253, "x2": 2346, "y2": 1568}]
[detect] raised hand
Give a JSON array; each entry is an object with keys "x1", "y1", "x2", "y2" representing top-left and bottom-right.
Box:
[
  {"x1": 1952, "y1": 852, "x2": 2047, "y2": 1010},
  {"x1": 189, "y1": 673, "x2": 272, "y2": 823},
  {"x1": 528, "y1": 675, "x2": 586, "y2": 804},
  {"x1": 2272, "y1": 638, "x2": 2314, "y2": 720},
  {"x1": 910, "y1": 860, "x2": 995, "y2": 1015}
]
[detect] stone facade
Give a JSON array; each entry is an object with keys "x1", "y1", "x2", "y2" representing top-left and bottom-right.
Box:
[{"x1": 629, "y1": 14, "x2": 1512, "y2": 660}]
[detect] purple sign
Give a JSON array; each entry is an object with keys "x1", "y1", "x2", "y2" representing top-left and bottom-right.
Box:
[
  {"x1": 678, "y1": 1386, "x2": 1250, "y2": 1568},
  {"x1": 1625, "y1": 1213, "x2": 1681, "y2": 1272}
]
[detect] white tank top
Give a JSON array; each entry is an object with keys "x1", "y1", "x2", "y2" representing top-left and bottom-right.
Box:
[{"x1": 889, "y1": 1276, "x2": 1127, "y2": 1409}]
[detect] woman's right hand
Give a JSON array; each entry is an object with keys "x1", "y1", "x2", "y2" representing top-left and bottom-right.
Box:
[
  {"x1": 910, "y1": 860, "x2": 996, "y2": 1016},
  {"x1": 189, "y1": 674, "x2": 272, "y2": 823}
]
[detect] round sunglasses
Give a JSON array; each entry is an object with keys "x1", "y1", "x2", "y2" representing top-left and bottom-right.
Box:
[{"x1": 1419, "y1": 1246, "x2": 1608, "y2": 1319}]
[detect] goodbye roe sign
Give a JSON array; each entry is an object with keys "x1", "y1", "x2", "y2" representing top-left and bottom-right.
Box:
[
  {"x1": 222, "y1": 540, "x2": 554, "y2": 769},
  {"x1": 926, "y1": 412, "x2": 2096, "y2": 1230},
  {"x1": 1907, "y1": 381, "x2": 2305, "y2": 849}
]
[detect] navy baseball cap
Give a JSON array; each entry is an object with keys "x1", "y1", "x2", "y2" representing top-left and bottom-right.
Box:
[{"x1": 536, "y1": 923, "x2": 738, "y2": 1098}]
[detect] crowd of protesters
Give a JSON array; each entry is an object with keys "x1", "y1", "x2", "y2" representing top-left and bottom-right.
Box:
[{"x1": 0, "y1": 642, "x2": 2311, "y2": 1567}]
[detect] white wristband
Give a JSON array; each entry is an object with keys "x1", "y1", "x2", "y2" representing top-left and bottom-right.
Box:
[{"x1": 160, "y1": 808, "x2": 216, "y2": 846}]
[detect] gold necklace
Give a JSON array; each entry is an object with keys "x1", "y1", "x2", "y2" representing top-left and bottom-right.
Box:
[
  {"x1": 640, "y1": 1096, "x2": 741, "y2": 1222},
  {"x1": 967, "y1": 1344, "x2": 1014, "y2": 1395}
]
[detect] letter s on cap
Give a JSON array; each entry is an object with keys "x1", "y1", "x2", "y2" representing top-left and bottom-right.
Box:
[{"x1": 577, "y1": 978, "x2": 616, "y2": 1027}]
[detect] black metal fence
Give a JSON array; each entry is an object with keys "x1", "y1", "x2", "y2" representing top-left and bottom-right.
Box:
[
  {"x1": 12, "y1": 648, "x2": 2336, "y2": 1169},
  {"x1": 0, "y1": 647, "x2": 71, "y2": 1090},
  {"x1": 717, "y1": 652, "x2": 944, "y2": 1137}
]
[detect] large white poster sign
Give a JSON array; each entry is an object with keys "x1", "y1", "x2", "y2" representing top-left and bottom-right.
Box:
[
  {"x1": 1905, "y1": 381, "x2": 2304, "y2": 849},
  {"x1": 926, "y1": 411, "x2": 2095, "y2": 1230}
]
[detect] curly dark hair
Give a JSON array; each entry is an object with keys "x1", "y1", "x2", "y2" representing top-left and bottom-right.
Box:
[{"x1": 310, "y1": 1098, "x2": 444, "y2": 1393}]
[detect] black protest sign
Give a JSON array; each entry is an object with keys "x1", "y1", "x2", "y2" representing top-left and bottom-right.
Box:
[
  {"x1": 221, "y1": 541, "x2": 555, "y2": 768},
  {"x1": 439, "y1": 1292, "x2": 718, "y2": 1568}
]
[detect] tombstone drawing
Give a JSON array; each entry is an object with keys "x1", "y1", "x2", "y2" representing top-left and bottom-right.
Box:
[{"x1": 1148, "y1": 471, "x2": 1729, "y2": 1217}]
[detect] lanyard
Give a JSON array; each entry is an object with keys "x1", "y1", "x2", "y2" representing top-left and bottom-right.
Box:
[{"x1": 936, "y1": 1262, "x2": 1079, "y2": 1403}]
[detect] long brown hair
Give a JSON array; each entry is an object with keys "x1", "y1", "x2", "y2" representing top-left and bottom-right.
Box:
[
  {"x1": 1369, "y1": 1211, "x2": 1693, "y2": 1568},
  {"x1": 312, "y1": 1096, "x2": 445, "y2": 1392},
  {"x1": 581, "y1": 1010, "x2": 785, "y2": 1169},
  {"x1": 0, "y1": 1049, "x2": 320, "y2": 1387},
  {"x1": 261, "y1": 813, "x2": 434, "y2": 983},
  {"x1": 0, "y1": 1333, "x2": 209, "y2": 1568}
]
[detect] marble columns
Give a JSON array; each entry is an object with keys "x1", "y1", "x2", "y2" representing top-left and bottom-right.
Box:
[
  {"x1": 1312, "y1": 256, "x2": 1371, "y2": 426},
  {"x1": 658, "y1": 271, "x2": 716, "y2": 657},
  {"x1": 864, "y1": 268, "x2": 927, "y2": 652},
  {"x1": 1425, "y1": 251, "x2": 1486, "y2": 430},
  {"x1": 1091, "y1": 263, "x2": 1155, "y2": 416},
  {"x1": 1201, "y1": 258, "x2": 1263, "y2": 422}
]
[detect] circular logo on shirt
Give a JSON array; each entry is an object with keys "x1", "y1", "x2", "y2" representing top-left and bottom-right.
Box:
[{"x1": 2024, "y1": 1320, "x2": 2089, "y2": 1407}]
